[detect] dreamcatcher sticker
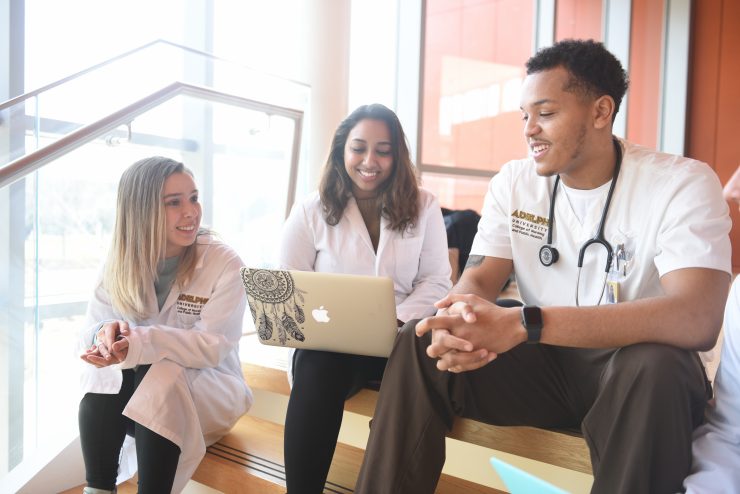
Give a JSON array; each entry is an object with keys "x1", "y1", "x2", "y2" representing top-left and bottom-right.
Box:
[{"x1": 240, "y1": 268, "x2": 307, "y2": 345}]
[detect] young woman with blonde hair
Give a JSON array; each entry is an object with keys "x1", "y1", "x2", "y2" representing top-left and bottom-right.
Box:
[{"x1": 78, "y1": 156, "x2": 252, "y2": 494}]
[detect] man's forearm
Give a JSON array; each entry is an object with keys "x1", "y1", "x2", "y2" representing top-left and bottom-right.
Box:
[
  {"x1": 452, "y1": 255, "x2": 512, "y2": 301},
  {"x1": 539, "y1": 269, "x2": 730, "y2": 351}
]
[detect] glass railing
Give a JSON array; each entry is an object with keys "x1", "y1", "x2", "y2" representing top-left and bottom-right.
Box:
[
  {"x1": 1, "y1": 39, "x2": 309, "y2": 187},
  {"x1": 0, "y1": 41, "x2": 306, "y2": 491}
]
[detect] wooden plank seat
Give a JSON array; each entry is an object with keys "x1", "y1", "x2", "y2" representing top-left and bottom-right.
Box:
[
  {"x1": 194, "y1": 414, "x2": 503, "y2": 494},
  {"x1": 192, "y1": 363, "x2": 506, "y2": 493},
  {"x1": 241, "y1": 362, "x2": 592, "y2": 476}
]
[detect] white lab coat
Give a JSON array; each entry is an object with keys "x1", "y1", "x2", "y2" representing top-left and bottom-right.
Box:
[
  {"x1": 78, "y1": 235, "x2": 253, "y2": 493},
  {"x1": 279, "y1": 188, "x2": 452, "y2": 381},
  {"x1": 684, "y1": 279, "x2": 740, "y2": 493}
]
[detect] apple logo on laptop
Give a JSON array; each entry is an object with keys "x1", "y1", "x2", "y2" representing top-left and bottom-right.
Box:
[{"x1": 312, "y1": 306, "x2": 330, "y2": 323}]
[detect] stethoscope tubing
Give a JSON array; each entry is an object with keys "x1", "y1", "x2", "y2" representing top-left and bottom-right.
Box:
[{"x1": 544, "y1": 137, "x2": 623, "y2": 306}]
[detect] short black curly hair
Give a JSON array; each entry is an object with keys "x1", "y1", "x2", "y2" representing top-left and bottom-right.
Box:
[{"x1": 526, "y1": 39, "x2": 629, "y2": 121}]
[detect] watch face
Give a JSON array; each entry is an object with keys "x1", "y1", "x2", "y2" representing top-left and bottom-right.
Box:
[
  {"x1": 522, "y1": 306, "x2": 543, "y2": 344},
  {"x1": 522, "y1": 306, "x2": 543, "y2": 327}
]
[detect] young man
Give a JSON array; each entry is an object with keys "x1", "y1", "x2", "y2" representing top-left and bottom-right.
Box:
[
  {"x1": 684, "y1": 166, "x2": 740, "y2": 493},
  {"x1": 354, "y1": 39, "x2": 732, "y2": 494}
]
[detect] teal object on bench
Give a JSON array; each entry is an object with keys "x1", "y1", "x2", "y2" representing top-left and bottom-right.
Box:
[{"x1": 490, "y1": 456, "x2": 570, "y2": 494}]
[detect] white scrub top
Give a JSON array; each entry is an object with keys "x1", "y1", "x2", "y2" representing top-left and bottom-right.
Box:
[
  {"x1": 471, "y1": 139, "x2": 731, "y2": 307},
  {"x1": 684, "y1": 278, "x2": 740, "y2": 493}
]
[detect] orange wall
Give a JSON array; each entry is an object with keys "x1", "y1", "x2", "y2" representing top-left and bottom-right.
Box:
[
  {"x1": 687, "y1": 0, "x2": 740, "y2": 269},
  {"x1": 420, "y1": 0, "x2": 740, "y2": 249}
]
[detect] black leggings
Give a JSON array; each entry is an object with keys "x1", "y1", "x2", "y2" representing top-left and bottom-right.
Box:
[
  {"x1": 78, "y1": 365, "x2": 181, "y2": 494},
  {"x1": 284, "y1": 349, "x2": 387, "y2": 494}
]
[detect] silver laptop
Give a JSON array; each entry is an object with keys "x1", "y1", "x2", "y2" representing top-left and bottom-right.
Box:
[{"x1": 240, "y1": 267, "x2": 398, "y2": 357}]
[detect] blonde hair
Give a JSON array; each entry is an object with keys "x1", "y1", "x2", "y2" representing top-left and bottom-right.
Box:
[{"x1": 104, "y1": 156, "x2": 204, "y2": 321}]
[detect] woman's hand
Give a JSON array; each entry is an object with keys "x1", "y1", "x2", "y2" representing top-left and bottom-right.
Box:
[{"x1": 80, "y1": 321, "x2": 131, "y2": 367}]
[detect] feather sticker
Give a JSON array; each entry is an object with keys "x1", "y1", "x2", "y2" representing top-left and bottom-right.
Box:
[
  {"x1": 257, "y1": 312, "x2": 273, "y2": 340},
  {"x1": 241, "y1": 267, "x2": 309, "y2": 347},
  {"x1": 294, "y1": 303, "x2": 305, "y2": 324},
  {"x1": 282, "y1": 313, "x2": 305, "y2": 342}
]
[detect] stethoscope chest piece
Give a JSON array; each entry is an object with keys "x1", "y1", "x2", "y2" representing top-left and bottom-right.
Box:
[{"x1": 539, "y1": 244, "x2": 559, "y2": 266}]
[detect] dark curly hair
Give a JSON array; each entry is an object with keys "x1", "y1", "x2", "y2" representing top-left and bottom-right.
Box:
[
  {"x1": 319, "y1": 104, "x2": 419, "y2": 232},
  {"x1": 526, "y1": 39, "x2": 629, "y2": 121}
]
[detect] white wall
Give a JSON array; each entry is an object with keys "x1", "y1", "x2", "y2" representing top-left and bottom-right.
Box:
[
  {"x1": 304, "y1": 0, "x2": 351, "y2": 191},
  {"x1": 212, "y1": 0, "x2": 351, "y2": 195}
]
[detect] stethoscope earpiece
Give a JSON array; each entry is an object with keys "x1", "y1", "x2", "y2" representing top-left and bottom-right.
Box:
[{"x1": 539, "y1": 245, "x2": 559, "y2": 266}]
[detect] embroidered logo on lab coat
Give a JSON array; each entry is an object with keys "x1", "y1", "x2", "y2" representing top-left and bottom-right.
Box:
[
  {"x1": 510, "y1": 209, "x2": 548, "y2": 241},
  {"x1": 176, "y1": 293, "x2": 209, "y2": 316}
]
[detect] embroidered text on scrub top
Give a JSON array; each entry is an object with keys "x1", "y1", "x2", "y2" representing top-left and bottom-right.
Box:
[
  {"x1": 510, "y1": 209, "x2": 548, "y2": 241},
  {"x1": 176, "y1": 293, "x2": 209, "y2": 315}
]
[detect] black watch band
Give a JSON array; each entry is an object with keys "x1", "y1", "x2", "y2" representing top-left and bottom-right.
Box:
[{"x1": 521, "y1": 305, "x2": 543, "y2": 344}]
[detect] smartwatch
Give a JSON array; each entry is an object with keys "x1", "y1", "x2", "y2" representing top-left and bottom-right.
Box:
[{"x1": 520, "y1": 305, "x2": 543, "y2": 344}]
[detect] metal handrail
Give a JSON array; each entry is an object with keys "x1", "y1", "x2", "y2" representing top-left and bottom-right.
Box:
[
  {"x1": 0, "y1": 39, "x2": 309, "y2": 111},
  {"x1": 0, "y1": 81, "x2": 304, "y2": 215}
]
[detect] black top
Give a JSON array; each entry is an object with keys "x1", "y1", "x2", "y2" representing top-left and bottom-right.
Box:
[{"x1": 441, "y1": 208, "x2": 481, "y2": 273}]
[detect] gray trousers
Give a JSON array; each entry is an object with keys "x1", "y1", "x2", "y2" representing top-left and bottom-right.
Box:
[{"x1": 355, "y1": 321, "x2": 710, "y2": 494}]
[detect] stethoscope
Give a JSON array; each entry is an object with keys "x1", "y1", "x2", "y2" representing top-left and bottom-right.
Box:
[{"x1": 538, "y1": 137, "x2": 623, "y2": 306}]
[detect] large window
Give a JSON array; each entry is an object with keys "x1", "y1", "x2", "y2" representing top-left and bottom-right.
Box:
[
  {"x1": 419, "y1": 0, "x2": 689, "y2": 212},
  {"x1": 24, "y1": 0, "x2": 187, "y2": 89},
  {"x1": 422, "y1": 0, "x2": 532, "y2": 173},
  {"x1": 625, "y1": 0, "x2": 664, "y2": 150},
  {"x1": 2, "y1": 3, "x2": 308, "y2": 485},
  {"x1": 555, "y1": 0, "x2": 602, "y2": 41},
  {"x1": 420, "y1": 0, "x2": 534, "y2": 212}
]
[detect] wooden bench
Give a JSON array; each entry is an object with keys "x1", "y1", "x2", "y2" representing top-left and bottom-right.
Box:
[
  {"x1": 240, "y1": 362, "x2": 592, "y2": 480},
  {"x1": 243, "y1": 363, "x2": 591, "y2": 473},
  {"x1": 192, "y1": 362, "x2": 512, "y2": 493}
]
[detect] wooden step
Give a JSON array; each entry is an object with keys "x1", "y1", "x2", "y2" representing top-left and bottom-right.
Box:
[
  {"x1": 242, "y1": 362, "x2": 592, "y2": 475},
  {"x1": 61, "y1": 478, "x2": 223, "y2": 494},
  {"x1": 60, "y1": 481, "x2": 138, "y2": 494},
  {"x1": 193, "y1": 412, "x2": 504, "y2": 494},
  {"x1": 68, "y1": 361, "x2": 587, "y2": 493}
]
